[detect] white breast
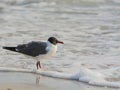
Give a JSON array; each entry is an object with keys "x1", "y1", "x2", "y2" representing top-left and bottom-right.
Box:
[{"x1": 34, "y1": 41, "x2": 57, "y2": 60}]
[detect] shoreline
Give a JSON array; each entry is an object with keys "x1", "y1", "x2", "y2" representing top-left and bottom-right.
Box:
[{"x1": 0, "y1": 72, "x2": 119, "y2": 90}]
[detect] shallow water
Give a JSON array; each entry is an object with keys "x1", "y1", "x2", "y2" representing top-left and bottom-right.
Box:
[{"x1": 0, "y1": 0, "x2": 120, "y2": 88}]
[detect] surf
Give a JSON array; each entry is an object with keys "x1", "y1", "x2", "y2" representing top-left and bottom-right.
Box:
[{"x1": 0, "y1": 67, "x2": 119, "y2": 88}]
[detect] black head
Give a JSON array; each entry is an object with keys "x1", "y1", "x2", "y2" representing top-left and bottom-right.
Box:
[{"x1": 48, "y1": 37, "x2": 64, "y2": 45}]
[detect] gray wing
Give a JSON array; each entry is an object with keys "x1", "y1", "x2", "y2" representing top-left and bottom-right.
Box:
[{"x1": 16, "y1": 41, "x2": 47, "y2": 57}]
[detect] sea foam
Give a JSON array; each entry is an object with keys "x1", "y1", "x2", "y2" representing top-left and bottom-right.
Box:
[{"x1": 0, "y1": 67, "x2": 119, "y2": 88}]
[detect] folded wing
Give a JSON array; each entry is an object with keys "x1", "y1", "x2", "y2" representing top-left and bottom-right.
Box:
[{"x1": 3, "y1": 41, "x2": 48, "y2": 57}]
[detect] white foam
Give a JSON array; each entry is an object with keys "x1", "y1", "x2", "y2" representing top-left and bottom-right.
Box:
[
  {"x1": 0, "y1": 67, "x2": 119, "y2": 88},
  {"x1": 0, "y1": 0, "x2": 120, "y2": 89},
  {"x1": 81, "y1": 0, "x2": 106, "y2": 3},
  {"x1": 0, "y1": 0, "x2": 112, "y2": 6},
  {"x1": 0, "y1": 67, "x2": 33, "y2": 73}
]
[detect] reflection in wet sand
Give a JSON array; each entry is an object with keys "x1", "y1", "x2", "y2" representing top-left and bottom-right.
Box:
[{"x1": 36, "y1": 75, "x2": 40, "y2": 85}]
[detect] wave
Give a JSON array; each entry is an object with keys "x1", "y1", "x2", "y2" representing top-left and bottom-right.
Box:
[
  {"x1": 0, "y1": 0, "x2": 40, "y2": 6},
  {"x1": 0, "y1": 0, "x2": 119, "y2": 6},
  {"x1": 0, "y1": 67, "x2": 120, "y2": 88}
]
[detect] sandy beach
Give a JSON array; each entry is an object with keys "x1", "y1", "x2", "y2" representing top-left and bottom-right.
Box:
[
  {"x1": 0, "y1": 71, "x2": 119, "y2": 90},
  {"x1": 0, "y1": 83, "x2": 53, "y2": 90},
  {"x1": 0, "y1": 0, "x2": 120, "y2": 90}
]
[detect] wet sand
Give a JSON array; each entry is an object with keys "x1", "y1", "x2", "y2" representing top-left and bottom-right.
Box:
[{"x1": 0, "y1": 72, "x2": 119, "y2": 90}]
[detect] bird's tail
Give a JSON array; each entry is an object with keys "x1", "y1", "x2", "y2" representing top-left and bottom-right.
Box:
[{"x1": 3, "y1": 46, "x2": 17, "y2": 52}]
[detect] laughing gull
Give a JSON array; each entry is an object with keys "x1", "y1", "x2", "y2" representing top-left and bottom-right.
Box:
[{"x1": 3, "y1": 37, "x2": 64, "y2": 69}]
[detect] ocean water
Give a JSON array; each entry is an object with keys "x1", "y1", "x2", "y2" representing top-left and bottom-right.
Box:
[{"x1": 0, "y1": 0, "x2": 120, "y2": 88}]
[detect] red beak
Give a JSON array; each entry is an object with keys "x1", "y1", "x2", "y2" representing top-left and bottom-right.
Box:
[{"x1": 57, "y1": 40, "x2": 64, "y2": 44}]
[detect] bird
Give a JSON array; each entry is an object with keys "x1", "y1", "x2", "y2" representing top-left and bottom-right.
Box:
[{"x1": 3, "y1": 37, "x2": 64, "y2": 69}]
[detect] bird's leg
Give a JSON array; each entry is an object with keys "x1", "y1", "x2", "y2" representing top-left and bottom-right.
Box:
[{"x1": 36, "y1": 61, "x2": 41, "y2": 69}]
